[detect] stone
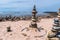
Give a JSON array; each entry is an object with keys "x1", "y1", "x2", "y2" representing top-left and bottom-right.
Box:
[
  {"x1": 47, "y1": 9, "x2": 60, "y2": 40},
  {"x1": 7, "y1": 26, "x2": 12, "y2": 32},
  {"x1": 29, "y1": 5, "x2": 37, "y2": 28},
  {"x1": 22, "y1": 33, "x2": 27, "y2": 36}
]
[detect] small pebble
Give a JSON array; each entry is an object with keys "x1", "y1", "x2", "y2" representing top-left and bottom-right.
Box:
[{"x1": 22, "y1": 33, "x2": 27, "y2": 36}]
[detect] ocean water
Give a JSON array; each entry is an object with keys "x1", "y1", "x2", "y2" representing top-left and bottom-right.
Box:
[{"x1": 0, "y1": 11, "x2": 48, "y2": 16}]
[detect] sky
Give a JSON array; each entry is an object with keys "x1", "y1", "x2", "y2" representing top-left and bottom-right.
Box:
[{"x1": 0, "y1": 0, "x2": 60, "y2": 13}]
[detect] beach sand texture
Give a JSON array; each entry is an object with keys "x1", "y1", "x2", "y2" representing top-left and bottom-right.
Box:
[{"x1": 0, "y1": 18, "x2": 54, "y2": 40}]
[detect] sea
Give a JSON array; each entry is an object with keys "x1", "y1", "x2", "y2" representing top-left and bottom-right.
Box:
[{"x1": 0, "y1": 11, "x2": 48, "y2": 17}]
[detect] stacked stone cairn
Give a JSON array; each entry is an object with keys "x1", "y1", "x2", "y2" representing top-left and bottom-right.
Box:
[{"x1": 47, "y1": 9, "x2": 60, "y2": 40}]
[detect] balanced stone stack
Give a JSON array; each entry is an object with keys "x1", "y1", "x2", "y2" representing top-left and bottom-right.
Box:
[
  {"x1": 47, "y1": 9, "x2": 60, "y2": 40},
  {"x1": 21, "y1": 5, "x2": 43, "y2": 32},
  {"x1": 29, "y1": 5, "x2": 37, "y2": 28}
]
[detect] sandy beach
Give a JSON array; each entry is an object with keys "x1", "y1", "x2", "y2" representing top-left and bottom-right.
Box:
[{"x1": 0, "y1": 18, "x2": 54, "y2": 40}]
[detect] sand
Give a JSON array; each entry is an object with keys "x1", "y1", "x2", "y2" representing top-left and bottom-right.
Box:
[{"x1": 0, "y1": 18, "x2": 54, "y2": 40}]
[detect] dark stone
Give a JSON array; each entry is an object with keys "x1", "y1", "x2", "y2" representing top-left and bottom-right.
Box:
[
  {"x1": 30, "y1": 23, "x2": 37, "y2": 28},
  {"x1": 56, "y1": 32, "x2": 60, "y2": 38},
  {"x1": 7, "y1": 27, "x2": 12, "y2": 32}
]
